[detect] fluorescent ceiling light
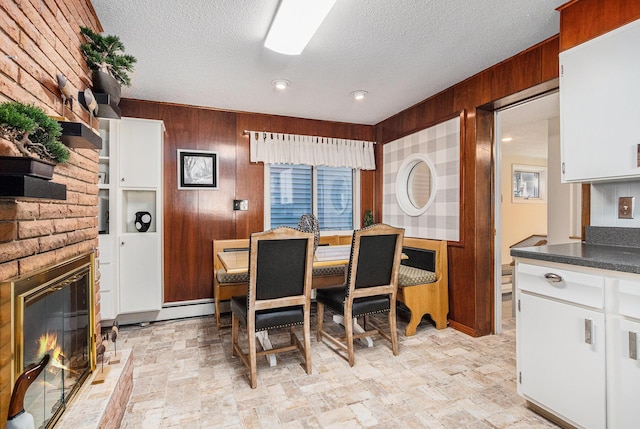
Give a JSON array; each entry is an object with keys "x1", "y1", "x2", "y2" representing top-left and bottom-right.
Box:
[{"x1": 265, "y1": 0, "x2": 337, "y2": 55}]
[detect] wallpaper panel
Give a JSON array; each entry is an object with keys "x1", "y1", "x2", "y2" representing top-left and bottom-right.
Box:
[{"x1": 382, "y1": 117, "x2": 460, "y2": 240}]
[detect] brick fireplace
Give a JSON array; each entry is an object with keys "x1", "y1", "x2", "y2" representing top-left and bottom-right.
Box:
[{"x1": 0, "y1": 0, "x2": 107, "y2": 426}]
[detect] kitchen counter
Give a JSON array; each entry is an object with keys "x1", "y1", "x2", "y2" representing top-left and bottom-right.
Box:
[
  {"x1": 511, "y1": 242, "x2": 640, "y2": 274},
  {"x1": 511, "y1": 226, "x2": 640, "y2": 274}
]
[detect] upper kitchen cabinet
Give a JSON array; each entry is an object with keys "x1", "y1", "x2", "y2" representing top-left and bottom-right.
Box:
[{"x1": 560, "y1": 18, "x2": 640, "y2": 183}]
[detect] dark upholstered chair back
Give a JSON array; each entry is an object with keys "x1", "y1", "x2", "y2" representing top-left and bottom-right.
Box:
[
  {"x1": 255, "y1": 238, "x2": 309, "y2": 300},
  {"x1": 353, "y1": 234, "x2": 398, "y2": 289}
]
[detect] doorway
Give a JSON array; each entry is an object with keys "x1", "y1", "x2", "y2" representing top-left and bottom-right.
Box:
[{"x1": 493, "y1": 91, "x2": 581, "y2": 333}]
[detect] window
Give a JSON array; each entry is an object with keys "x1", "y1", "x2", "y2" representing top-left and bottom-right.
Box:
[
  {"x1": 512, "y1": 164, "x2": 547, "y2": 203},
  {"x1": 266, "y1": 164, "x2": 357, "y2": 231}
]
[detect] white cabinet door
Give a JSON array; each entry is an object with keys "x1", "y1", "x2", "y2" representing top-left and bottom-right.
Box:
[
  {"x1": 118, "y1": 118, "x2": 163, "y2": 188},
  {"x1": 118, "y1": 233, "x2": 162, "y2": 313},
  {"x1": 560, "y1": 18, "x2": 640, "y2": 182},
  {"x1": 518, "y1": 292, "x2": 606, "y2": 429},
  {"x1": 608, "y1": 316, "x2": 640, "y2": 429}
]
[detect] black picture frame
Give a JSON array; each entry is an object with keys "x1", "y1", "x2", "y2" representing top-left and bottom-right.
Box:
[{"x1": 178, "y1": 149, "x2": 218, "y2": 190}]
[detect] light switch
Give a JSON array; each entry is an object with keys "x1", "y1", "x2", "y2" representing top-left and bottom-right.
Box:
[
  {"x1": 618, "y1": 196, "x2": 634, "y2": 219},
  {"x1": 233, "y1": 199, "x2": 248, "y2": 211}
]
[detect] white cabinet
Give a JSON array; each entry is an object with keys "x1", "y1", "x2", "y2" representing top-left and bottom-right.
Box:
[
  {"x1": 516, "y1": 262, "x2": 606, "y2": 428},
  {"x1": 116, "y1": 118, "x2": 164, "y2": 314},
  {"x1": 97, "y1": 117, "x2": 165, "y2": 319},
  {"x1": 607, "y1": 279, "x2": 640, "y2": 429},
  {"x1": 560, "y1": 18, "x2": 640, "y2": 183},
  {"x1": 516, "y1": 260, "x2": 640, "y2": 428}
]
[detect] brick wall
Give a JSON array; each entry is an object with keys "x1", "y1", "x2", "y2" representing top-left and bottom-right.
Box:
[{"x1": 0, "y1": 0, "x2": 103, "y2": 424}]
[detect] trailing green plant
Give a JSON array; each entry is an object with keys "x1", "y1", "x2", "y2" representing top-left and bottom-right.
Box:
[
  {"x1": 80, "y1": 26, "x2": 137, "y2": 86},
  {"x1": 0, "y1": 101, "x2": 69, "y2": 163},
  {"x1": 363, "y1": 209, "x2": 374, "y2": 227}
]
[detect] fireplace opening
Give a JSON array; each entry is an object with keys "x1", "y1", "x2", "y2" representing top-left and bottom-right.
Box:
[{"x1": 7, "y1": 253, "x2": 95, "y2": 429}]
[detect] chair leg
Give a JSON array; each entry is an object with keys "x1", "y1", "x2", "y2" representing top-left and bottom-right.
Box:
[
  {"x1": 389, "y1": 305, "x2": 399, "y2": 356},
  {"x1": 248, "y1": 328, "x2": 258, "y2": 389},
  {"x1": 303, "y1": 313, "x2": 312, "y2": 375},
  {"x1": 231, "y1": 313, "x2": 238, "y2": 357},
  {"x1": 215, "y1": 298, "x2": 221, "y2": 330},
  {"x1": 345, "y1": 313, "x2": 355, "y2": 367},
  {"x1": 317, "y1": 302, "x2": 324, "y2": 341}
]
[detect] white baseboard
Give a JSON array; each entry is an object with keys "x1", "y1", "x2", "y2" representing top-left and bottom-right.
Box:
[{"x1": 103, "y1": 299, "x2": 215, "y2": 326}]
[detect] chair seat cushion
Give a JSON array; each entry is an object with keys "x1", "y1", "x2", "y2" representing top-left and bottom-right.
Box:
[
  {"x1": 315, "y1": 286, "x2": 390, "y2": 317},
  {"x1": 217, "y1": 269, "x2": 249, "y2": 284},
  {"x1": 312, "y1": 264, "x2": 345, "y2": 277},
  {"x1": 230, "y1": 295, "x2": 304, "y2": 331},
  {"x1": 398, "y1": 265, "x2": 436, "y2": 287}
]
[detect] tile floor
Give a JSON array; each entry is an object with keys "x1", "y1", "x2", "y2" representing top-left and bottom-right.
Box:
[{"x1": 117, "y1": 301, "x2": 559, "y2": 428}]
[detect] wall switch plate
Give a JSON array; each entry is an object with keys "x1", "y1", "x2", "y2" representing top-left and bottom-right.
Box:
[
  {"x1": 233, "y1": 199, "x2": 248, "y2": 211},
  {"x1": 618, "y1": 196, "x2": 634, "y2": 219}
]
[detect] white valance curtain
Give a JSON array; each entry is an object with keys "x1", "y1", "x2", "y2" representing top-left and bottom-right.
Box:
[{"x1": 249, "y1": 131, "x2": 376, "y2": 170}]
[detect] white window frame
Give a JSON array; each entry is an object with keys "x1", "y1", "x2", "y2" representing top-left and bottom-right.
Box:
[
  {"x1": 512, "y1": 163, "x2": 547, "y2": 203},
  {"x1": 264, "y1": 164, "x2": 361, "y2": 233}
]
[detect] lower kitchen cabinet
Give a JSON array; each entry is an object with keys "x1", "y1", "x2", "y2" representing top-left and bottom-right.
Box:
[
  {"x1": 607, "y1": 316, "x2": 640, "y2": 429},
  {"x1": 516, "y1": 262, "x2": 606, "y2": 428}
]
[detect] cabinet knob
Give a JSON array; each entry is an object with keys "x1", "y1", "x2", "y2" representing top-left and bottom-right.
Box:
[
  {"x1": 121, "y1": 177, "x2": 125, "y2": 182},
  {"x1": 544, "y1": 272, "x2": 563, "y2": 283},
  {"x1": 120, "y1": 241, "x2": 125, "y2": 247}
]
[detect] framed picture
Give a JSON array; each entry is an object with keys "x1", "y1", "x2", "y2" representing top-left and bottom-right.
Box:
[{"x1": 178, "y1": 149, "x2": 218, "y2": 190}]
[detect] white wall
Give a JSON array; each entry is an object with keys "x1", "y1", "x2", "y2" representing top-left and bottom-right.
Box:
[
  {"x1": 591, "y1": 180, "x2": 640, "y2": 227},
  {"x1": 547, "y1": 118, "x2": 582, "y2": 244},
  {"x1": 501, "y1": 154, "x2": 547, "y2": 264}
]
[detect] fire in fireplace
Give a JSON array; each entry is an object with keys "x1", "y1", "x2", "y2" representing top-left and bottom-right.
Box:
[{"x1": 3, "y1": 253, "x2": 96, "y2": 429}]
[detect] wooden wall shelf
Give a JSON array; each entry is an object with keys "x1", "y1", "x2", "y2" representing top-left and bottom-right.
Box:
[
  {"x1": 59, "y1": 121, "x2": 103, "y2": 149},
  {"x1": 0, "y1": 175, "x2": 67, "y2": 200}
]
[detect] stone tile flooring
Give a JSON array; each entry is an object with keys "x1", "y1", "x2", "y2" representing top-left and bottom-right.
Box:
[{"x1": 117, "y1": 302, "x2": 559, "y2": 428}]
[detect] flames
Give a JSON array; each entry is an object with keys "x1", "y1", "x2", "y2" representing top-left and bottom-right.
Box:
[{"x1": 37, "y1": 332, "x2": 69, "y2": 371}]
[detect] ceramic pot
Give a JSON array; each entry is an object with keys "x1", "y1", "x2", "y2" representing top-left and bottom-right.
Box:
[{"x1": 92, "y1": 70, "x2": 121, "y2": 104}]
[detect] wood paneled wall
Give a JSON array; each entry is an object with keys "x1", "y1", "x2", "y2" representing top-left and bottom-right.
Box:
[
  {"x1": 119, "y1": 100, "x2": 374, "y2": 303},
  {"x1": 558, "y1": 0, "x2": 640, "y2": 51}
]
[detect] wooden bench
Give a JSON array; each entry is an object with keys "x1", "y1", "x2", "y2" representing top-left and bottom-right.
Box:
[
  {"x1": 396, "y1": 238, "x2": 449, "y2": 335},
  {"x1": 213, "y1": 236, "x2": 349, "y2": 329}
]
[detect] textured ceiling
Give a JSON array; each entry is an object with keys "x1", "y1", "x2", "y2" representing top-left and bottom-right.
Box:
[{"x1": 90, "y1": 0, "x2": 565, "y2": 125}]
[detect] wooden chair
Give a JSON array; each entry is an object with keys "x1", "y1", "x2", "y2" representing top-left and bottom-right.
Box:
[
  {"x1": 316, "y1": 224, "x2": 404, "y2": 366},
  {"x1": 230, "y1": 227, "x2": 314, "y2": 388}
]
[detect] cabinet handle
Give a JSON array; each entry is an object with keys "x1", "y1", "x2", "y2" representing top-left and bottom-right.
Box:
[
  {"x1": 630, "y1": 331, "x2": 638, "y2": 360},
  {"x1": 120, "y1": 241, "x2": 125, "y2": 247},
  {"x1": 585, "y1": 318, "x2": 593, "y2": 345},
  {"x1": 544, "y1": 273, "x2": 563, "y2": 283}
]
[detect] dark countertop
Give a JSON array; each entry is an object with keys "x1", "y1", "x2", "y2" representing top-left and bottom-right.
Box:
[{"x1": 511, "y1": 242, "x2": 640, "y2": 274}]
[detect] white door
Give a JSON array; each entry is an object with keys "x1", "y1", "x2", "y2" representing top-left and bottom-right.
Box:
[{"x1": 519, "y1": 292, "x2": 606, "y2": 429}]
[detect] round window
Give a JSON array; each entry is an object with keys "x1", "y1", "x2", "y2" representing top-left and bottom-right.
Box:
[{"x1": 395, "y1": 154, "x2": 437, "y2": 216}]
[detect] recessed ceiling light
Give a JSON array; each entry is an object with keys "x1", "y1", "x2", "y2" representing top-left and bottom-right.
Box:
[
  {"x1": 265, "y1": 0, "x2": 337, "y2": 55},
  {"x1": 501, "y1": 137, "x2": 513, "y2": 142},
  {"x1": 351, "y1": 90, "x2": 368, "y2": 100},
  {"x1": 272, "y1": 79, "x2": 290, "y2": 90}
]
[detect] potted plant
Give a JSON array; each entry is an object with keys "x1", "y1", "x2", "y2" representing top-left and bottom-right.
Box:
[
  {"x1": 79, "y1": 26, "x2": 137, "y2": 104},
  {"x1": 363, "y1": 209, "x2": 374, "y2": 227},
  {"x1": 0, "y1": 101, "x2": 69, "y2": 178}
]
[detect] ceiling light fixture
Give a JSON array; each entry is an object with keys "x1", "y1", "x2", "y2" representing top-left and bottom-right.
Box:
[
  {"x1": 272, "y1": 79, "x2": 290, "y2": 90},
  {"x1": 351, "y1": 90, "x2": 368, "y2": 101},
  {"x1": 501, "y1": 137, "x2": 513, "y2": 142},
  {"x1": 264, "y1": 0, "x2": 337, "y2": 55}
]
